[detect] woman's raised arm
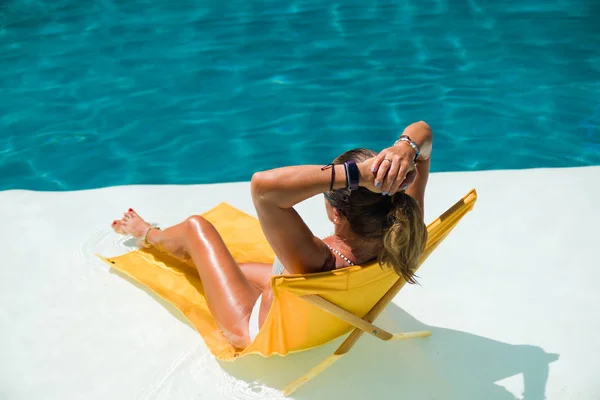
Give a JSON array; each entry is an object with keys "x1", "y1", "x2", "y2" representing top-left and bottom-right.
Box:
[{"x1": 370, "y1": 121, "x2": 433, "y2": 210}]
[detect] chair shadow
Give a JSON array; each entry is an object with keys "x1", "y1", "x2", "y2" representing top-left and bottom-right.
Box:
[{"x1": 220, "y1": 304, "x2": 559, "y2": 400}]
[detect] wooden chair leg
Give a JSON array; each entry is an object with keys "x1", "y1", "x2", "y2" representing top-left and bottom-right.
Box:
[
  {"x1": 391, "y1": 331, "x2": 432, "y2": 340},
  {"x1": 283, "y1": 355, "x2": 343, "y2": 396}
]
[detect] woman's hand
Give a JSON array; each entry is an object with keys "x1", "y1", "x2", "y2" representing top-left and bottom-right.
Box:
[
  {"x1": 372, "y1": 143, "x2": 418, "y2": 195},
  {"x1": 358, "y1": 144, "x2": 418, "y2": 195}
]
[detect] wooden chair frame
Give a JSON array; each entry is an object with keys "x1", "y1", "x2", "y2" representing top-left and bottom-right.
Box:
[{"x1": 283, "y1": 278, "x2": 429, "y2": 395}]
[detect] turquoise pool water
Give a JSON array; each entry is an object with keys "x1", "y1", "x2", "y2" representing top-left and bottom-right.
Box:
[{"x1": 1, "y1": 0, "x2": 599, "y2": 191}]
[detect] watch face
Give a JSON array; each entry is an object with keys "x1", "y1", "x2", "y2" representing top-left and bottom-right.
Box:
[{"x1": 347, "y1": 161, "x2": 360, "y2": 190}]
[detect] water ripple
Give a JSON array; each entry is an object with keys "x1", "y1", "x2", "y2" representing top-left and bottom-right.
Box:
[
  {"x1": 1, "y1": 0, "x2": 599, "y2": 191},
  {"x1": 78, "y1": 228, "x2": 138, "y2": 273}
]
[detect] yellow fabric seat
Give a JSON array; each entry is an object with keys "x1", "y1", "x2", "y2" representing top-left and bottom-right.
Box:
[{"x1": 98, "y1": 189, "x2": 477, "y2": 394}]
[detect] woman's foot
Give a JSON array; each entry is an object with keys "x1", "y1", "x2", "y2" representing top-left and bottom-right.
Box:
[{"x1": 111, "y1": 208, "x2": 152, "y2": 246}]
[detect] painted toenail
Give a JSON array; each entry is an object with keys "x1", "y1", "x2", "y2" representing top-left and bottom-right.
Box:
[
  {"x1": 112, "y1": 220, "x2": 117, "y2": 225},
  {"x1": 128, "y1": 208, "x2": 133, "y2": 212}
]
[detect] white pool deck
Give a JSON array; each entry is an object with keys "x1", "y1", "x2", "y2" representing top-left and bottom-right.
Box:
[{"x1": 1, "y1": 166, "x2": 599, "y2": 400}]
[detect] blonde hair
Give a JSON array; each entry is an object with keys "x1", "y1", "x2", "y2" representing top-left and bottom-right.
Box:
[
  {"x1": 378, "y1": 192, "x2": 427, "y2": 284},
  {"x1": 326, "y1": 148, "x2": 427, "y2": 284}
]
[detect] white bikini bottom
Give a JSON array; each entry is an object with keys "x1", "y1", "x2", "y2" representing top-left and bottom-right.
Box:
[
  {"x1": 248, "y1": 258, "x2": 284, "y2": 342},
  {"x1": 248, "y1": 293, "x2": 262, "y2": 342}
]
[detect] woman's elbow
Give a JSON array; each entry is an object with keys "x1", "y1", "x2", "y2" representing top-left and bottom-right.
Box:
[
  {"x1": 417, "y1": 120, "x2": 432, "y2": 136},
  {"x1": 251, "y1": 171, "x2": 273, "y2": 204},
  {"x1": 250, "y1": 172, "x2": 264, "y2": 200}
]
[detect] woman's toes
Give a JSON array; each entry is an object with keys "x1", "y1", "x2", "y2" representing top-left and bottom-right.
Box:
[
  {"x1": 112, "y1": 220, "x2": 126, "y2": 234},
  {"x1": 113, "y1": 209, "x2": 150, "y2": 239}
]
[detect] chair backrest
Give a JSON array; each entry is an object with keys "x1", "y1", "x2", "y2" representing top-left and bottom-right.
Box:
[{"x1": 241, "y1": 189, "x2": 477, "y2": 357}]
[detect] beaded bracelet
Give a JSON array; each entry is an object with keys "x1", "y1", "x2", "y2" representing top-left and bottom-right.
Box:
[{"x1": 394, "y1": 135, "x2": 421, "y2": 162}]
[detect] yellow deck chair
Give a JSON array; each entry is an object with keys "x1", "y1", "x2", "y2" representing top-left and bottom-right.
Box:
[{"x1": 98, "y1": 189, "x2": 477, "y2": 395}]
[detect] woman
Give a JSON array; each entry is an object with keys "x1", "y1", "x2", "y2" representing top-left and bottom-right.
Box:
[{"x1": 112, "y1": 121, "x2": 432, "y2": 349}]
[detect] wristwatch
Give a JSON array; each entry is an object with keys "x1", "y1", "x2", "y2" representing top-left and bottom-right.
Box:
[{"x1": 344, "y1": 160, "x2": 360, "y2": 191}]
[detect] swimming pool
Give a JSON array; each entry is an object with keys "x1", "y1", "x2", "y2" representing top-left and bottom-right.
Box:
[{"x1": 1, "y1": 0, "x2": 598, "y2": 191}]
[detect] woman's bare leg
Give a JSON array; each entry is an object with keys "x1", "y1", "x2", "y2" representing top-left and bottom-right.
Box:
[
  {"x1": 113, "y1": 209, "x2": 262, "y2": 348},
  {"x1": 239, "y1": 263, "x2": 272, "y2": 292}
]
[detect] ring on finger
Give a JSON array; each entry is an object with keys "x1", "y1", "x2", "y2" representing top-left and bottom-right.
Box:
[{"x1": 383, "y1": 159, "x2": 392, "y2": 163}]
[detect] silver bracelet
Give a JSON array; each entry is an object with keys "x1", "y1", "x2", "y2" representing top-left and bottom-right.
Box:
[{"x1": 394, "y1": 135, "x2": 421, "y2": 162}]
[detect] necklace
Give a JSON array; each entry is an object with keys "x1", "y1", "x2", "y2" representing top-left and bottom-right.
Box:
[{"x1": 326, "y1": 244, "x2": 355, "y2": 266}]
